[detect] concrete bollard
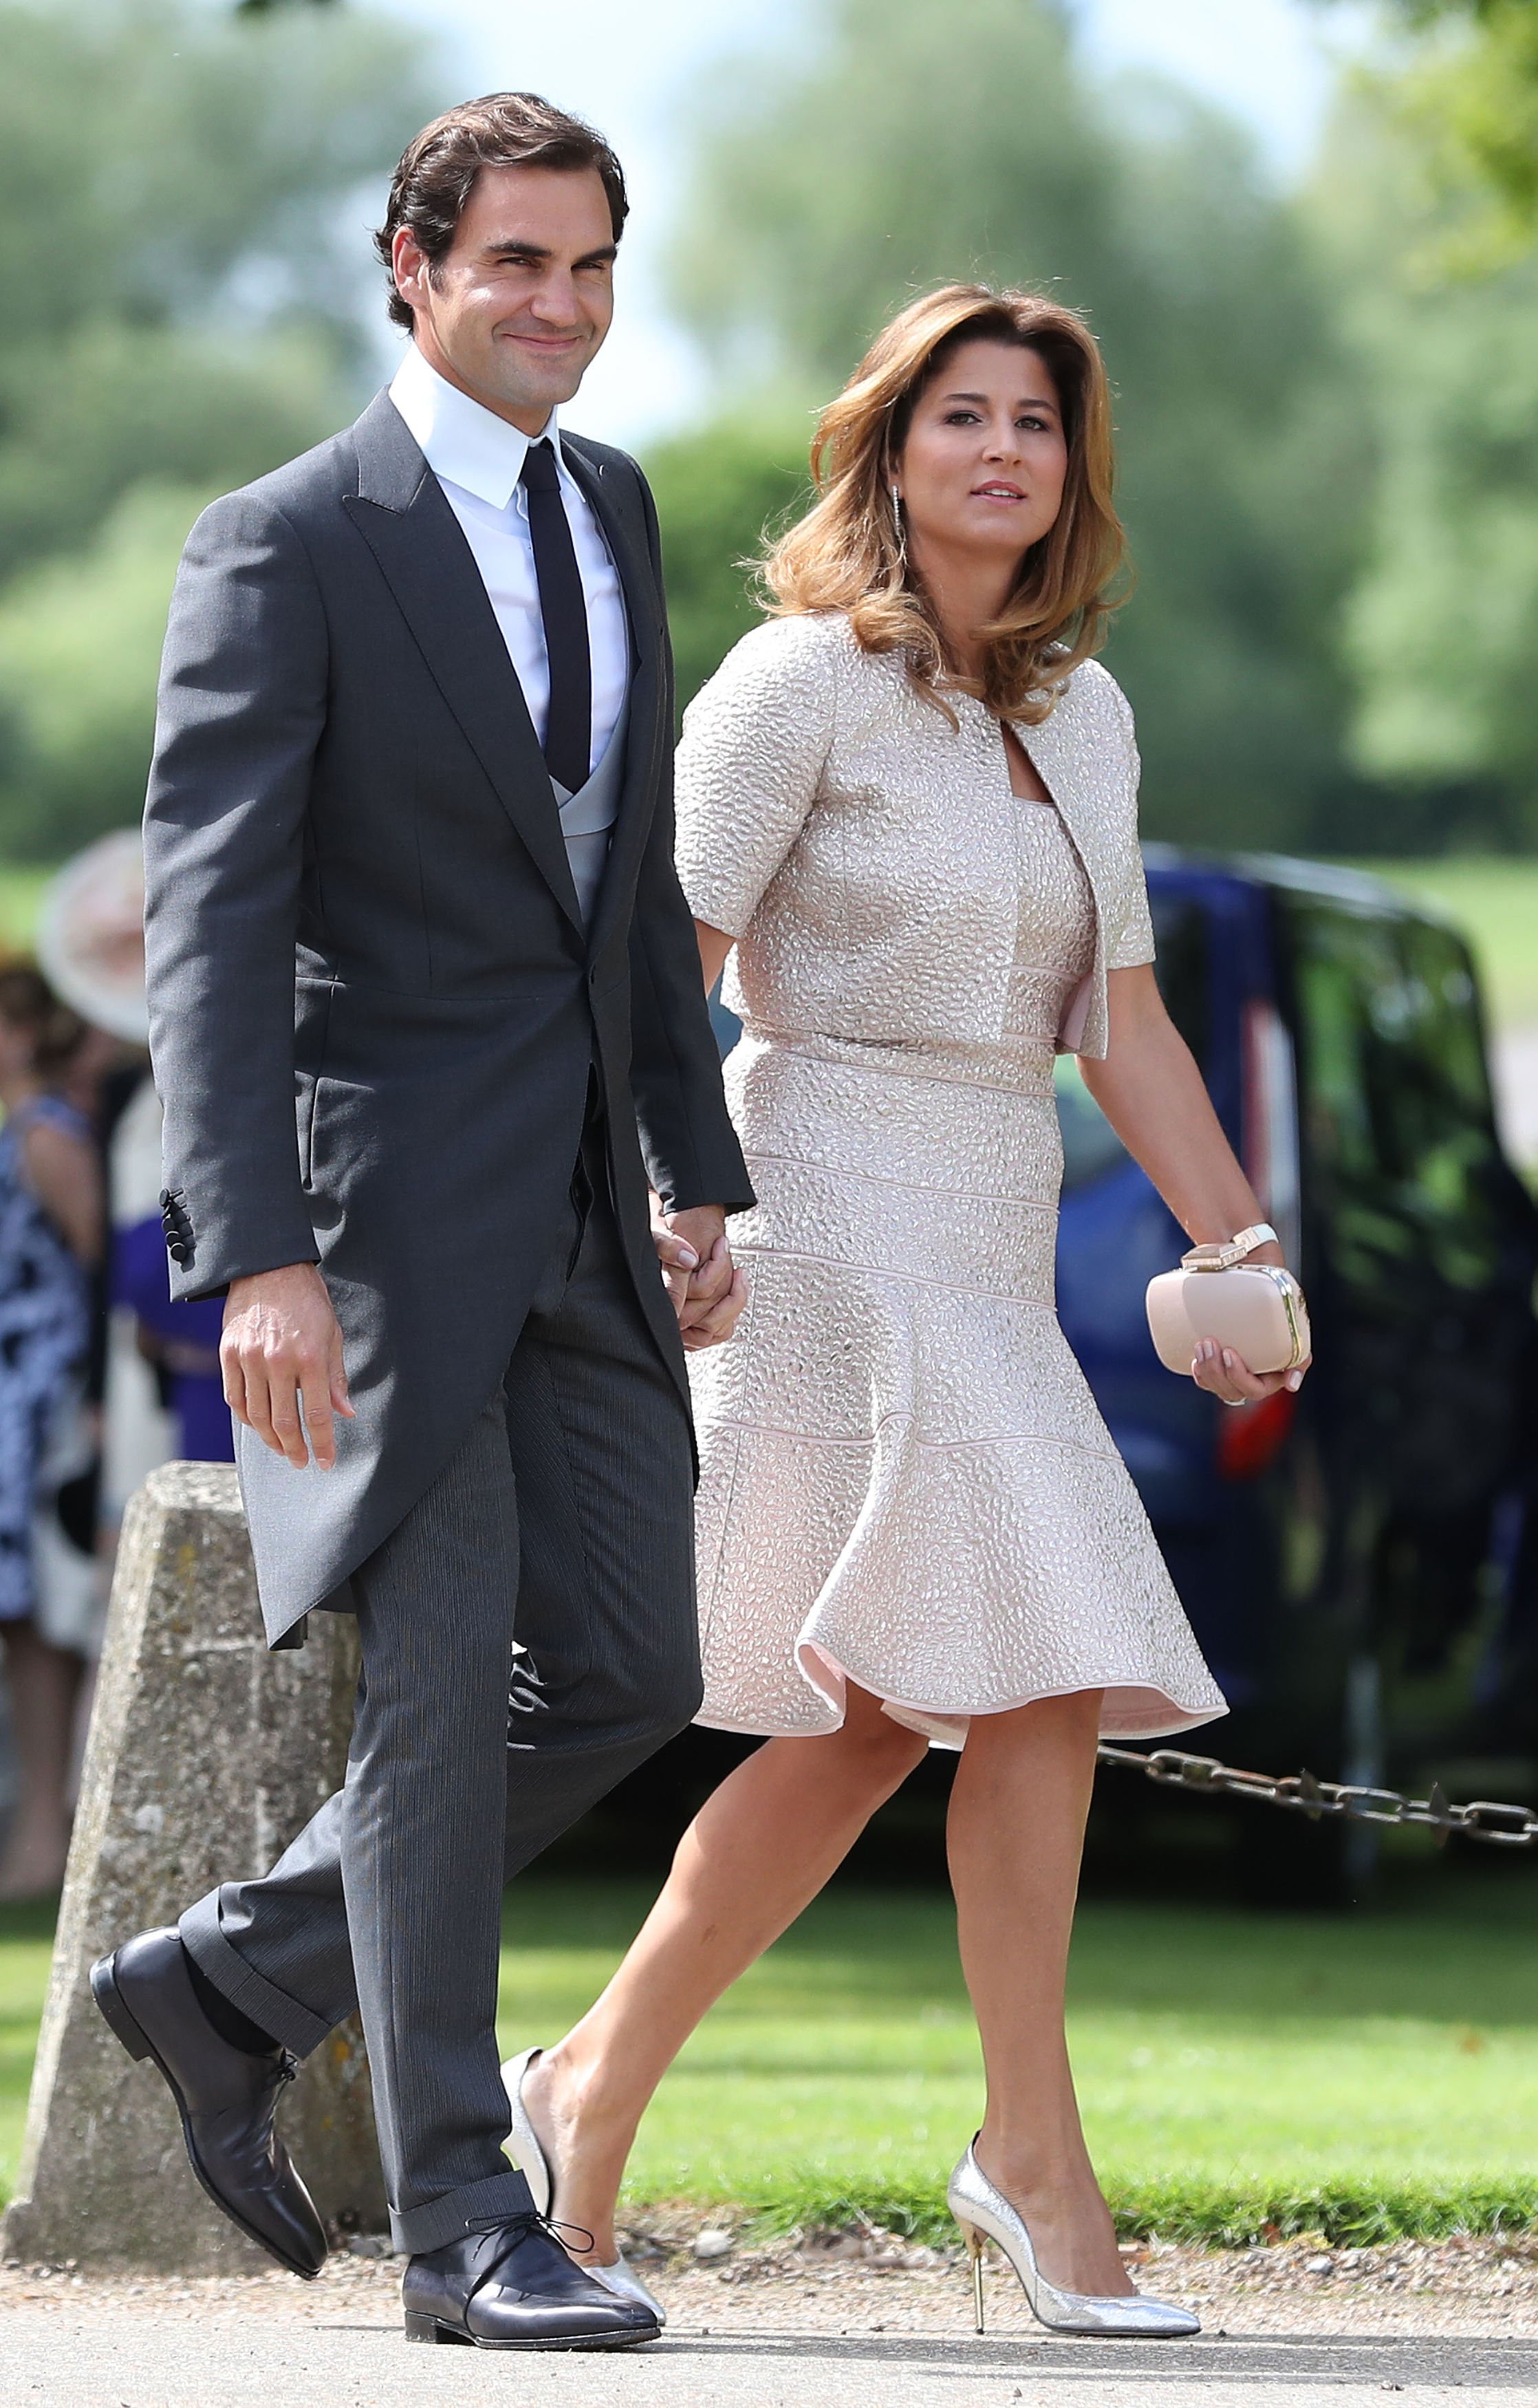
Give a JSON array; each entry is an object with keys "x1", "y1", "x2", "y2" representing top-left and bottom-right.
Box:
[{"x1": 2, "y1": 1461, "x2": 384, "y2": 2271}]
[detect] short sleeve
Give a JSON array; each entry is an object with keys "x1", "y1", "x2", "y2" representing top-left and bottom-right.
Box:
[
  {"x1": 1104, "y1": 677, "x2": 1155, "y2": 970},
  {"x1": 673, "y1": 616, "x2": 838, "y2": 938}
]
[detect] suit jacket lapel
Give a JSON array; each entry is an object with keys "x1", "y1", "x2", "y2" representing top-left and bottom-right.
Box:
[
  {"x1": 344, "y1": 392, "x2": 583, "y2": 934},
  {"x1": 560, "y1": 440, "x2": 667, "y2": 961}
]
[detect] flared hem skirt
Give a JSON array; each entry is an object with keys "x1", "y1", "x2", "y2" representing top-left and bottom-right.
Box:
[{"x1": 688, "y1": 1046, "x2": 1228, "y2": 1752}]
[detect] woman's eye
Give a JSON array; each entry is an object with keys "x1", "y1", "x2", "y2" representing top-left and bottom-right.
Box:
[{"x1": 944, "y1": 410, "x2": 980, "y2": 426}]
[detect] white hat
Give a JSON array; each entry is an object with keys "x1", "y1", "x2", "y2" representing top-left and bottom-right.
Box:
[{"x1": 35, "y1": 828, "x2": 148, "y2": 1046}]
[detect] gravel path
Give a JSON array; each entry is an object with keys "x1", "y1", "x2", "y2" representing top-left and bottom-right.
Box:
[
  {"x1": 7, "y1": 2228, "x2": 1538, "y2": 2407},
  {"x1": 7, "y1": 2215, "x2": 1538, "y2": 2336}
]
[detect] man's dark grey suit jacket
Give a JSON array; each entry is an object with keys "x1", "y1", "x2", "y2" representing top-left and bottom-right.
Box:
[{"x1": 142, "y1": 389, "x2": 753, "y2": 1648}]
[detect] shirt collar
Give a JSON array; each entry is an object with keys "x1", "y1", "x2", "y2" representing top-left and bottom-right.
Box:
[{"x1": 388, "y1": 341, "x2": 563, "y2": 510}]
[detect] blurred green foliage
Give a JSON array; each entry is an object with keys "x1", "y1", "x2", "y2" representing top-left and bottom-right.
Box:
[
  {"x1": 654, "y1": 0, "x2": 1374, "y2": 854},
  {"x1": 0, "y1": 0, "x2": 1535, "y2": 866},
  {"x1": 1312, "y1": 48, "x2": 1538, "y2": 846},
  {"x1": 0, "y1": 482, "x2": 212, "y2": 859},
  {"x1": 646, "y1": 422, "x2": 813, "y2": 716},
  {"x1": 1363, "y1": 0, "x2": 1538, "y2": 255},
  {"x1": 651, "y1": 0, "x2": 1538, "y2": 857},
  {"x1": 0, "y1": 0, "x2": 433, "y2": 856}
]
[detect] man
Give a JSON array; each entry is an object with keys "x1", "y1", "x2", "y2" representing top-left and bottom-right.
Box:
[{"x1": 90, "y1": 94, "x2": 751, "y2": 2352}]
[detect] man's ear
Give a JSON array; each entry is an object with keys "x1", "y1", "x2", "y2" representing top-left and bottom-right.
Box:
[{"x1": 391, "y1": 225, "x2": 430, "y2": 314}]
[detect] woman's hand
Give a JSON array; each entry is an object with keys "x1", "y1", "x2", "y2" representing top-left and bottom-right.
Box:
[
  {"x1": 1191, "y1": 1340, "x2": 1310, "y2": 1408},
  {"x1": 1082, "y1": 967, "x2": 1316, "y2": 1411},
  {"x1": 651, "y1": 1198, "x2": 748, "y2": 1351}
]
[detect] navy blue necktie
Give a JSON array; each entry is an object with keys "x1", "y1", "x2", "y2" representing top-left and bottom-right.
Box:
[{"x1": 519, "y1": 438, "x2": 592, "y2": 796}]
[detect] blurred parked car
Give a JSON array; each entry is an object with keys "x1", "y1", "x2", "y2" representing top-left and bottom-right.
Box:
[{"x1": 1059, "y1": 850, "x2": 1538, "y2": 1892}]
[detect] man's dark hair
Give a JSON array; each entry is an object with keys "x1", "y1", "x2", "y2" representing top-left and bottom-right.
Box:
[{"x1": 374, "y1": 92, "x2": 629, "y2": 330}]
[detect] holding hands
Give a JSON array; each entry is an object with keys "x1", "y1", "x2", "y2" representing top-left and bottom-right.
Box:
[
  {"x1": 224, "y1": 1194, "x2": 748, "y2": 1482},
  {"x1": 651, "y1": 1200, "x2": 748, "y2": 1351}
]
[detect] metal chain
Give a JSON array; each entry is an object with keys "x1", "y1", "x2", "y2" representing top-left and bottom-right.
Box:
[{"x1": 1096, "y1": 1744, "x2": 1538, "y2": 1848}]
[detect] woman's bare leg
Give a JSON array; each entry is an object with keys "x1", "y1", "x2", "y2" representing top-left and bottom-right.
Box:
[
  {"x1": 524, "y1": 1681, "x2": 928, "y2": 2260},
  {"x1": 0, "y1": 1621, "x2": 83, "y2": 1900},
  {"x1": 947, "y1": 1687, "x2": 1131, "y2": 2297}
]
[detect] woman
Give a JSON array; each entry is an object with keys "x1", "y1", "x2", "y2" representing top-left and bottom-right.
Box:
[
  {"x1": 0, "y1": 965, "x2": 103, "y2": 1899},
  {"x1": 505, "y1": 285, "x2": 1310, "y2": 2334}
]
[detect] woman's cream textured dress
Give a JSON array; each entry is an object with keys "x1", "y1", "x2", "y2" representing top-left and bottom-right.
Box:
[{"x1": 673, "y1": 612, "x2": 1226, "y2": 1747}]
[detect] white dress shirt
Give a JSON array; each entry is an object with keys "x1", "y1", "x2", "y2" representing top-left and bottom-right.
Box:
[{"x1": 388, "y1": 342, "x2": 629, "y2": 782}]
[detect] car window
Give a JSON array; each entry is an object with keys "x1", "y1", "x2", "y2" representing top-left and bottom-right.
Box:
[
  {"x1": 1057, "y1": 890, "x2": 1208, "y2": 1194},
  {"x1": 1284, "y1": 899, "x2": 1504, "y2": 1289},
  {"x1": 1150, "y1": 894, "x2": 1209, "y2": 1066}
]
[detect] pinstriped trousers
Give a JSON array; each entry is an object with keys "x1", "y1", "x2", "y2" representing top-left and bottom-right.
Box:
[{"x1": 179, "y1": 1128, "x2": 702, "y2": 2254}]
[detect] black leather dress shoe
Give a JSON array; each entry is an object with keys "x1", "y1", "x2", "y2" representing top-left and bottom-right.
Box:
[
  {"x1": 90, "y1": 1926, "x2": 327, "y2": 2279},
  {"x1": 403, "y1": 2217, "x2": 659, "y2": 2350}
]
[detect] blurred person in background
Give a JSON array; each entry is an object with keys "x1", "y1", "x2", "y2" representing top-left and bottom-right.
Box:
[
  {"x1": 112, "y1": 1219, "x2": 231, "y2": 1465},
  {"x1": 36, "y1": 832, "x2": 188, "y2": 1519},
  {"x1": 0, "y1": 965, "x2": 105, "y2": 1900}
]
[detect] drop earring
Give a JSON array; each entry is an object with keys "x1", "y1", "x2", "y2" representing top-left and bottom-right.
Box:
[{"x1": 889, "y1": 481, "x2": 908, "y2": 572}]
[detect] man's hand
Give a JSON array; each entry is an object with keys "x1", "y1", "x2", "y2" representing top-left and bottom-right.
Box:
[
  {"x1": 221, "y1": 1262, "x2": 354, "y2": 1470},
  {"x1": 651, "y1": 1201, "x2": 748, "y2": 1352}
]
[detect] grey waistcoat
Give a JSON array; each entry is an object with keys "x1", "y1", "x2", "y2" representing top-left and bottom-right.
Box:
[{"x1": 556, "y1": 695, "x2": 629, "y2": 927}]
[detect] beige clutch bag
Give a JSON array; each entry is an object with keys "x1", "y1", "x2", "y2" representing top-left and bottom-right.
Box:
[{"x1": 1145, "y1": 1223, "x2": 1310, "y2": 1379}]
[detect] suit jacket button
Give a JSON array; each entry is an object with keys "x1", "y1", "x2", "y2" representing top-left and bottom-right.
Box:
[{"x1": 168, "y1": 1240, "x2": 190, "y2": 1266}]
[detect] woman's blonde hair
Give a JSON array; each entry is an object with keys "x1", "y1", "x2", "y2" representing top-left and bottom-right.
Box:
[{"x1": 763, "y1": 283, "x2": 1125, "y2": 725}]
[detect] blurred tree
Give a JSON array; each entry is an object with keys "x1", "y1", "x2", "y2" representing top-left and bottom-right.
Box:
[
  {"x1": 0, "y1": 484, "x2": 208, "y2": 859},
  {"x1": 644, "y1": 420, "x2": 812, "y2": 713},
  {"x1": 662, "y1": 0, "x2": 1373, "y2": 852},
  {"x1": 0, "y1": 0, "x2": 435, "y2": 852},
  {"x1": 1310, "y1": 75, "x2": 1538, "y2": 846},
  {"x1": 1345, "y1": 0, "x2": 1538, "y2": 257}
]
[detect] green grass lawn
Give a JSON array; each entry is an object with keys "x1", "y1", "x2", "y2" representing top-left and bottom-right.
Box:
[
  {"x1": 0, "y1": 868, "x2": 54, "y2": 958},
  {"x1": 488, "y1": 1873, "x2": 1538, "y2": 2245},
  {"x1": 0, "y1": 1898, "x2": 56, "y2": 2222},
  {"x1": 4, "y1": 1876, "x2": 1536, "y2": 2246}
]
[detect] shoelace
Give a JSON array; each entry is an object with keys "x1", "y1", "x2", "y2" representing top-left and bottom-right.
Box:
[{"x1": 467, "y1": 2212, "x2": 598, "y2": 2300}]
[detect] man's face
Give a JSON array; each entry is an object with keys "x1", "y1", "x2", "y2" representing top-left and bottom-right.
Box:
[{"x1": 392, "y1": 164, "x2": 617, "y2": 433}]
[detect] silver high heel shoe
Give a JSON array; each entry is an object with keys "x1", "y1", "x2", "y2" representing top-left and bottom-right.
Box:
[
  {"x1": 947, "y1": 2138, "x2": 1199, "y2": 2338},
  {"x1": 501, "y1": 2046, "x2": 668, "y2": 2328}
]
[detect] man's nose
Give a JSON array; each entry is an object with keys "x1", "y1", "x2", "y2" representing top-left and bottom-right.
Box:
[{"x1": 530, "y1": 271, "x2": 583, "y2": 325}]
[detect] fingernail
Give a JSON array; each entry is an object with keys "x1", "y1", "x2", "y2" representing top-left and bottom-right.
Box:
[
  {"x1": 1222, "y1": 1351, "x2": 1235, "y2": 1370},
  {"x1": 678, "y1": 1247, "x2": 699, "y2": 1269},
  {"x1": 1285, "y1": 1370, "x2": 1303, "y2": 1392}
]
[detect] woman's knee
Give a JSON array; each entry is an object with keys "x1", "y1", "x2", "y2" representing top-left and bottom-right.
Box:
[
  {"x1": 962, "y1": 1686, "x2": 1105, "y2": 1759},
  {"x1": 821, "y1": 1690, "x2": 929, "y2": 1795}
]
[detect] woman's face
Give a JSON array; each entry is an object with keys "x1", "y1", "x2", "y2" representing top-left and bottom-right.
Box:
[{"x1": 895, "y1": 338, "x2": 1069, "y2": 572}]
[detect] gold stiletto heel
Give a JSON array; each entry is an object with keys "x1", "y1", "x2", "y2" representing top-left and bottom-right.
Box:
[{"x1": 960, "y1": 2222, "x2": 986, "y2": 2332}]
